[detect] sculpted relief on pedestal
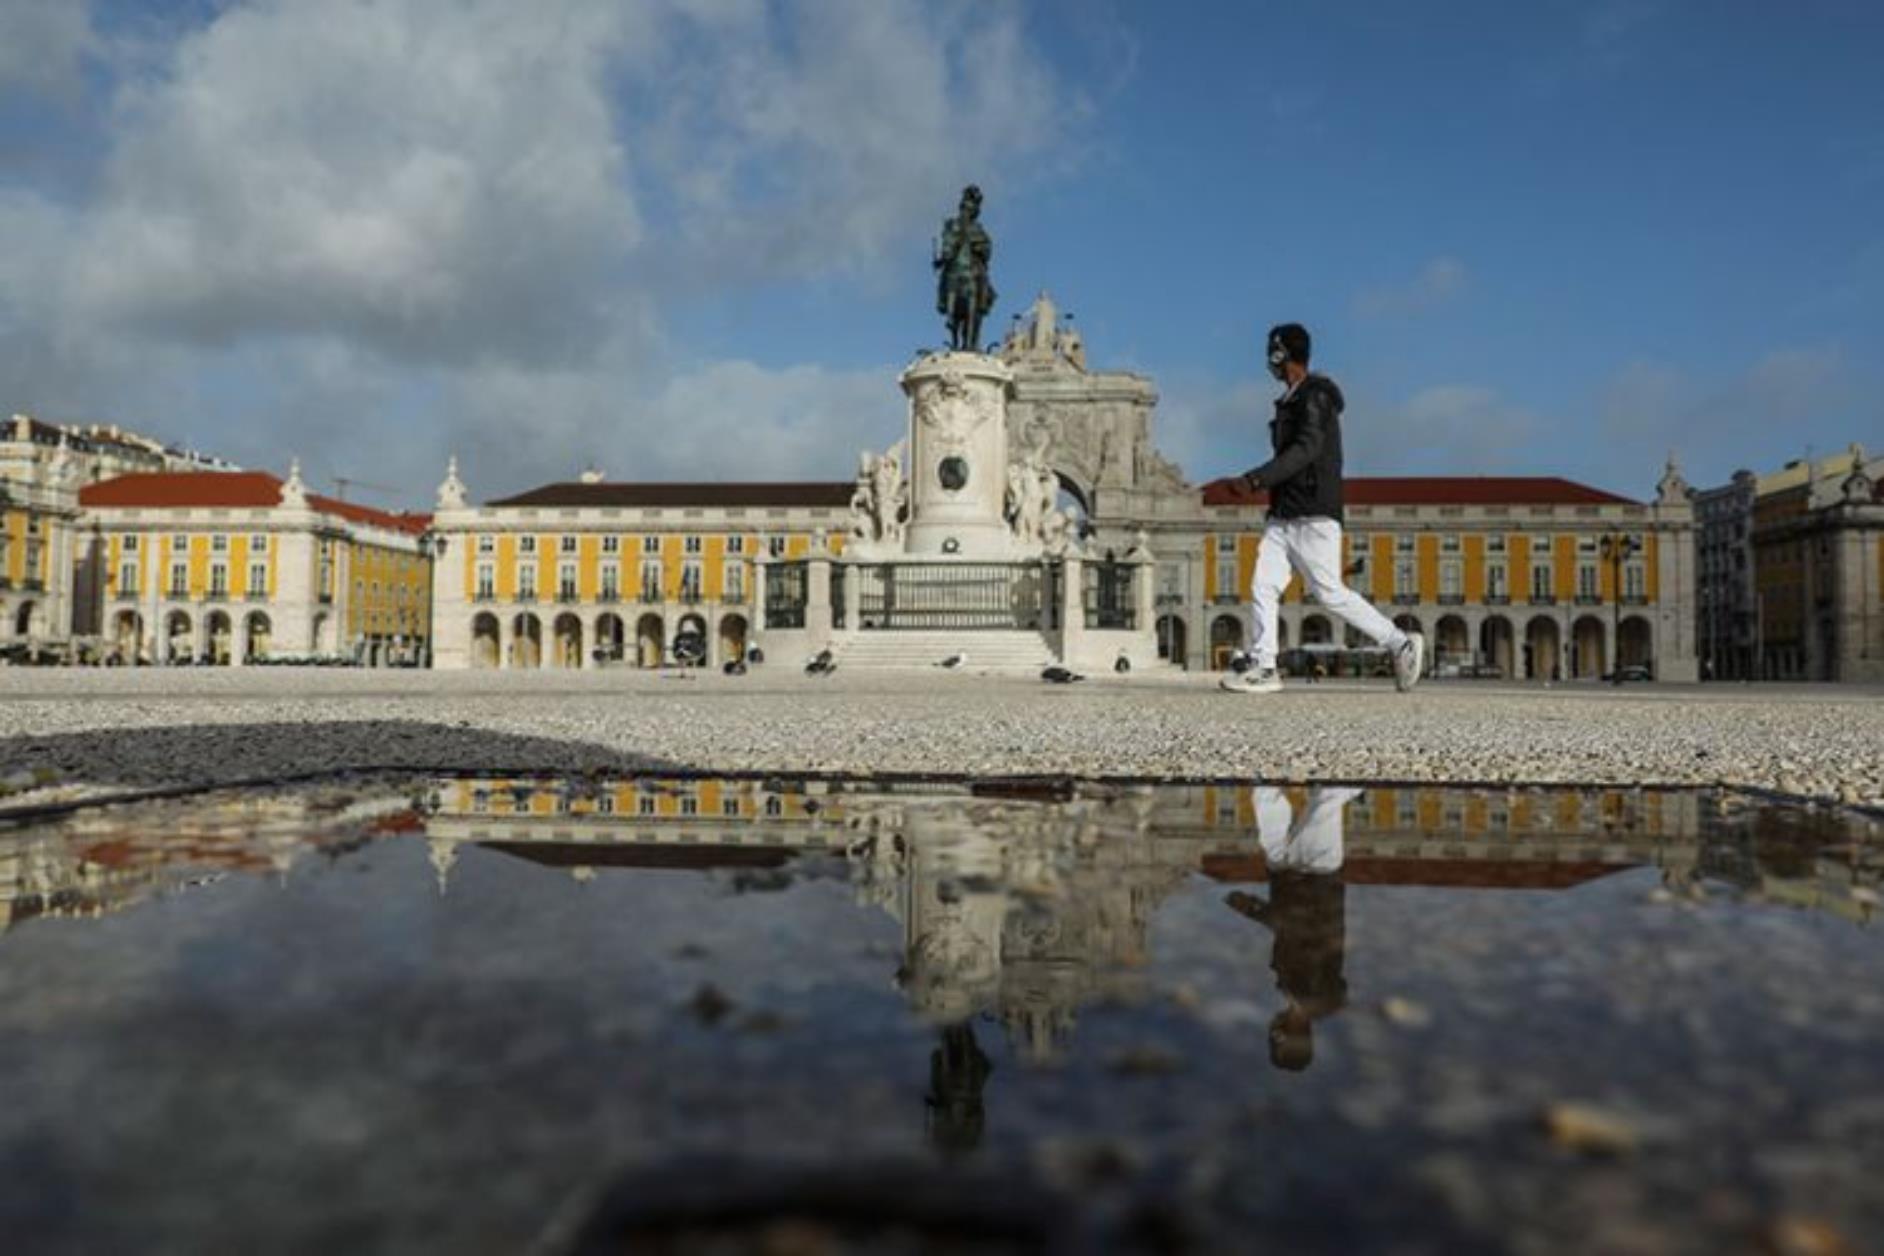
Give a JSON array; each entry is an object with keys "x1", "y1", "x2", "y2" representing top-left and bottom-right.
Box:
[{"x1": 848, "y1": 440, "x2": 908, "y2": 550}]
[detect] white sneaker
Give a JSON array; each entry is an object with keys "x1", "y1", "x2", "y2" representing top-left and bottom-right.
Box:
[
  {"x1": 1220, "y1": 667, "x2": 1283, "y2": 694},
  {"x1": 1393, "y1": 635, "x2": 1423, "y2": 692}
]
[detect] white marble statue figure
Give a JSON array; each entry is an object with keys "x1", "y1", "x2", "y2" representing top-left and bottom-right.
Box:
[
  {"x1": 849, "y1": 450, "x2": 881, "y2": 543},
  {"x1": 1006, "y1": 458, "x2": 1042, "y2": 542},
  {"x1": 874, "y1": 440, "x2": 908, "y2": 544}
]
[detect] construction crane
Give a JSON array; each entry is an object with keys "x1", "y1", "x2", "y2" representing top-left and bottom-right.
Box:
[{"x1": 330, "y1": 475, "x2": 401, "y2": 502}]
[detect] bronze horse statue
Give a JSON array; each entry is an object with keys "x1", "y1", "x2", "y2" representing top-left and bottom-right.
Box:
[{"x1": 934, "y1": 185, "x2": 996, "y2": 352}]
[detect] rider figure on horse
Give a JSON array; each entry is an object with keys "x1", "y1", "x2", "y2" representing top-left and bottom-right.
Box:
[{"x1": 935, "y1": 185, "x2": 996, "y2": 352}]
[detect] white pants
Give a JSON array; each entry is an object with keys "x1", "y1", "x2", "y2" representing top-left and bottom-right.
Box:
[
  {"x1": 1247, "y1": 517, "x2": 1407, "y2": 670},
  {"x1": 1257, "y1": 785, "x2": 1363, "y2": 874}
]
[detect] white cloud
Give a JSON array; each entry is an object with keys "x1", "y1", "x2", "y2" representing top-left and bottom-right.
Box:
[
  {"x1": 1597, "y1": 345, "x2": 1860, "y2": 485},
  {"x1": 1352, "y1": 256, "x2": 1468, "y2": 318},
  {"x1": 0, "y1": 0, "x2": 1090, "y2": 499},
  {"x1": 0, "y1": 0, "x2": 93, "y2": 100}
]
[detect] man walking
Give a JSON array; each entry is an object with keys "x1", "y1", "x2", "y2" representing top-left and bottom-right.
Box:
[{"x1": 1210, "y1": 324, "x2": 1421, "y2": 694}]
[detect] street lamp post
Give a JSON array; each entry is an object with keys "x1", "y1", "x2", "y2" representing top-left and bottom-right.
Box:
[
  {"x1": 1600, "y1": 532, "x2": 1640, "y2": 685},
  {"x1": 418, "y1": 530, "x2": 444, "y2": 669}
]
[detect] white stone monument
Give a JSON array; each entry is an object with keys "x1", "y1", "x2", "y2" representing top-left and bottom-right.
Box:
[{"x1": 900, "y1": 352, "x2": 1017, "y2": 558}]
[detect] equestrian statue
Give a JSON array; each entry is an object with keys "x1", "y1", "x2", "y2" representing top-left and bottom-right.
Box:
[{"x1": 934, "y1": 184, "x2": 996, "y2": 353}]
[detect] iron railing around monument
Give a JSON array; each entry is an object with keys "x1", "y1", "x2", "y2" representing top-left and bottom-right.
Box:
[
  {"x1": 1082, "y1": 561, "x2": 1138, "y2": 631},
  {"x1": 855, "y1": 562, "x2": 1058, "y2": 631},
  {"x1": 764, "y1": 561, "x2": 808, "y2": 630}
]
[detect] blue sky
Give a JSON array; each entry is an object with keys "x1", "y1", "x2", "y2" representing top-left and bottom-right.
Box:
[{"x1": 1, "y1": 0, "x2": 1879, "y2": 506}]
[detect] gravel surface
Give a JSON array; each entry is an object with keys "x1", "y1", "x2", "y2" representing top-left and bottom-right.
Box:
[{"x1": 1, "y1": 668, "x2": 1879, "y2": 809}]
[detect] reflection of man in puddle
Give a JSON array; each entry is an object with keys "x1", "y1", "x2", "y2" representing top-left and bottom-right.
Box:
[
  {"x1": 925, "y1": 1022, "x2": 992, "y2": 1156},
  {"x1": 1226, "y1": 787, "x2": 1360, "y2": 1072}
]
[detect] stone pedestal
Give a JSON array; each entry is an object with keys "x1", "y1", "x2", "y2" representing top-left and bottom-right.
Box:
[{"x1": 900, "y1": 353, "x2": 1015, "y2": 558}]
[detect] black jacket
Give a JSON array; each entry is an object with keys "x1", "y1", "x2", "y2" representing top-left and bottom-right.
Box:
[{"x1": 1241, "y1": 374, "x2": 1346, "y2": 522}]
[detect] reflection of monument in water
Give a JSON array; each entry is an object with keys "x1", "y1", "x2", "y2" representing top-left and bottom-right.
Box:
[{"x1": 756, "y1": 186, "x2": 1163, "y2": 673}]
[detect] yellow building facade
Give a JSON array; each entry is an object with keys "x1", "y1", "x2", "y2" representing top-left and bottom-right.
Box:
[{"x1": 78, "y1": 464, "x2": 431, "y2": 665}]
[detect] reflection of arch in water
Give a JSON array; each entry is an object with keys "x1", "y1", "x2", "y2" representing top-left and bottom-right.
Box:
[
  {"x1": 1300, "y1": 614, "x2": 1332, "y2": 645},
  {"x1": 14, "y1": 601, "x2": 36, "y2": 638}
]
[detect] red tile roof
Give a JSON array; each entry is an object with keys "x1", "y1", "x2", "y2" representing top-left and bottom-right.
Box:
[
  {"x1": 489, "y1": 482, "x2": 853, "y2": 509},
  {"x1": 80, "y1": 472, "x2": 431, "y2": 535},
  {"x1": 1201, "y1": 476, "x2": 1638, "y2": 508}
]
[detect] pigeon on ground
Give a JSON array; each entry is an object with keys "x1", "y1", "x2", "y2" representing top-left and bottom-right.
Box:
[
  {"x1": 805, "y1": 648, "x2": 836, "y2": 676},
  {"x1": 722, "y1": 659, "x2": 747, "y2": 675},
  {"x1": 1114, "y1": 654, "x2": 1132, "y2": 674},
  {"x1": 1040, "y1": 665, "x2": 1084, "y2": 684},
  {"x1": 746, "y1": 647, "x2": 765, "y2": 665},
  {"x1": 939, "y1": 652, "x2": 968, "y2": 669}
]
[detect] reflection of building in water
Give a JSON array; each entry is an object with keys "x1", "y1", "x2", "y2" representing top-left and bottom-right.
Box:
[{"x1": 0, "y1": 794, "x2": 415, "y2": 934}]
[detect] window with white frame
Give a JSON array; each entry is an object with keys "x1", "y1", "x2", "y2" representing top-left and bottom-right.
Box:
[
  {"x1": 212, "y1": 534, "x2": 228, "y2": 553},
  {"x1": 169, "y1": 560, "x2": 188, "y2": 596},
  {"x1": 1487, "y1": 533, "x2": 1507, "y2": 555},
  {"x1": 1440, "y1": 559, "x2": 1462, "y2": 599},
  {"x1": 172, "y1": 533, "x2": 189, "y2": 554},
  {"x1": 209, "y1": 563, "x2": 229, "y2": 596},
  {"x1": 123, "y1": 534, "x2": 139, "y2": 551},
  {"x1": 119, "y1": 555, "x2": 139, "y2": 594},
  {"x1": 558, "y1": 563, "x2": 578, "y2": 600},
  {"x1": 599, "y1": 563, "x2": 620, "y2": 600},
  {"x1": 559, "y1": 535, "x2": 577, "y2": 554},
  {"x1": 684, "y1": 535, "x2": 702, "y2": 555},
  {"x1": 642, "y1": 535, "x2": 661, "y2": 554},
  {"x1": 1441, "y1": 534, "x2": 1462, "y2": 555},
  {"x1": 1486, "y1": 561, "x2": 1508, "y2": 599},
  {"x1": 1577, "y1": 535, "x2": 1598, "y2": 557},
  {"x1": 1624, "y1": 563, "x2": 1647, "y2": 599},
  {"x1": 724, "y1": 561, "x2": 744, "y2": 602},
  {"x1": 1215, "y1": 540, "x2": 1238, "y2": 600},
  {"x1": 638, "y1": 794, "x2": 657, "y2": 816},
  {"x1": 602, "y1": 535, "x2": 620, "y2": 554},
  {"x1": 1577, "y1": 563, "x2": 1599, "y2": 599},
  {"x1": 475, "y1": 564, "x2": 494, "y2": 599},
  {"x1": 727, "y1": 535, "x2": 745, "y2": 554},
  {"x1": 248, "y1": 562, "x2": 267, "y2": 596},
  {"x1": 680, "y1": 562, "x2": 703, "y2": 601},
  {"x1": 250, "y1": 535, "x2": 267, "y2": 553},
  {"x1": 1396, "y1": 556, "x2": 1418, "y2": 599},
  {"x1": 517, "y1": 564, "x2": 537, "y2": 600},
  {"x1": 768, "y1": 535, "x2": 787, "y2": 558},
  {"x1": 640, "y1": 560, "x2": 663, "y2": 601},
  {"x1": 477, "y1": 535, "x2": 494, "y2": 555},
  {"x1": 519, "y1": 535, "x2": 537, "y2": 555},
  {"x1": 1530, "y1": 559, "x2": 1553, "y2": 600},
  {"x1": 722, "y1": 796, "x2": 742, "y2": 817}
]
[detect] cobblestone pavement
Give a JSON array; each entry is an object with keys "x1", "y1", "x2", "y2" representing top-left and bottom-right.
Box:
[{"x1": 2, "y1": 669, "x2": 1879, "y2": 810}]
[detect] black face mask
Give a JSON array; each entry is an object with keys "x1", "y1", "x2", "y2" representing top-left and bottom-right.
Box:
[{"x1": 1266, "y1": 339, "x2": 1290, "y2": 382}]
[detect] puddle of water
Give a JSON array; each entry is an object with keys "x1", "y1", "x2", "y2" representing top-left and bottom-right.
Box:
[{"x1": 1, "y1": 779, "x2": 1880, "y2": 1254}]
